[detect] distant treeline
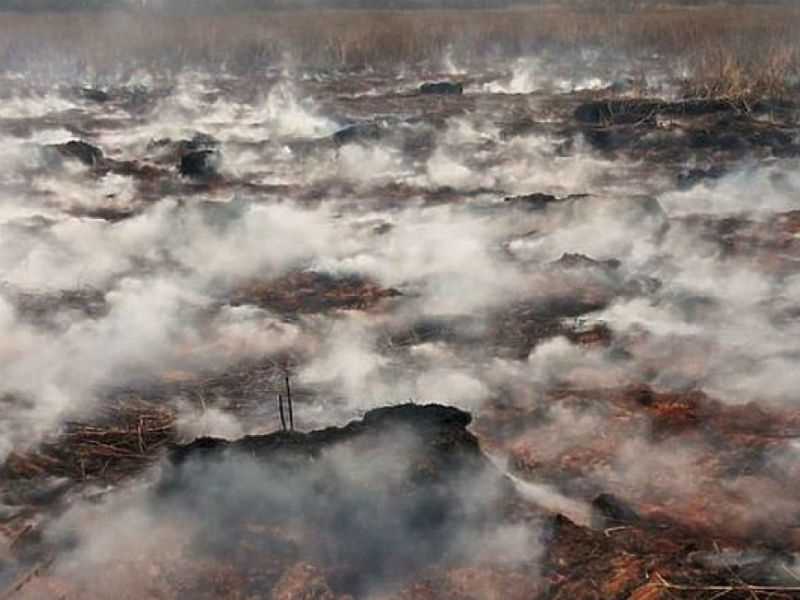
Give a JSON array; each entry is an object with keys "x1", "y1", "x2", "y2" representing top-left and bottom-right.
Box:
[{"x1": 0, "y1": 0, "x2": 795, "y2": 11}]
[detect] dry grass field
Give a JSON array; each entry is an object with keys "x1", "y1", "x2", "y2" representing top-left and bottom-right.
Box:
[{"x1": 0, "y1": 4, "x2": 799, "y2": 98}]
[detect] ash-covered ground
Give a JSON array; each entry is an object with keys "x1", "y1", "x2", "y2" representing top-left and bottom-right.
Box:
[{"x1": 1, "y1": 48, "x2": 800, "y2": 599}]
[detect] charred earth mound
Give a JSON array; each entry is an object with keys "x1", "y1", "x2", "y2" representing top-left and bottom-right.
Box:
[{"x1": 156, "y1": 403, "x2": 536, "y2": 598}]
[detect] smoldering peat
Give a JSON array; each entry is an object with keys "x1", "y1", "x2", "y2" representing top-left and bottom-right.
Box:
[{"x1": 1, "y1": 6, "x2": 800, "y2": 598}]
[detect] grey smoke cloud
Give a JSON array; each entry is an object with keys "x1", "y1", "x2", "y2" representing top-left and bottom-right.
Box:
[
  {"x1": 40, "y1": 421, "x2": 543, "y2": 598},
  {"x1": 0, "y1": 29, "x2": 799, "y2": 595}
]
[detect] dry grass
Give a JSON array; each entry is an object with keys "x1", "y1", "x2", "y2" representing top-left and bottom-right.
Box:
[
  {"x1": 0, "y1": 5, "x2": 798, "y2": 98},
  {"x1": 3, "y1": 396, "x2": 176, "y2": 482}
]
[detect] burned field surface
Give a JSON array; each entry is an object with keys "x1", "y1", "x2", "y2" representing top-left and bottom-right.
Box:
[{"x1": 2, "y1": 14, "x2": 800, "y2": 599}]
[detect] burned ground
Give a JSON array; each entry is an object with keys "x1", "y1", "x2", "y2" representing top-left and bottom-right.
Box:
[{"x1": 1, "y1": 15, "x2": 800, "y2": 599}]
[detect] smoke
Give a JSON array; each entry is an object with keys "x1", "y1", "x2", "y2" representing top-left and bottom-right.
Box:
[
  {"x1": 660, "y1": 160, "x2": 800, "y2": 217},
  {"x1": 40, "y1": 422, "x2": 543, "y2": 598},
  {"x1": 479, "y1": 56, "x2": 610, "y2": 95},
  {"x1": 176, "y1": 404, "x2": 245, "y2": 440},
  {"x1": 2, "y1": 66, "x2": 794, "y2": 444},
  {"x1": 0, "y1": 13, "x2": 799, "y2": 595}
]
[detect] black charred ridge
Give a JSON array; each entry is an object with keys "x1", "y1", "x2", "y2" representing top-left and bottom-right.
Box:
[
  {"x1": 167, "y1": 403, "x2": 476, "y2": 467},
  {"x1": 419, "y1": 81, "x2": 463, "y2": 95},
  {"x1": 51, "y1": 140, "x2": 104, "y2": 167},
  {"x1": 574, "y1": 98, "x2": 743, "y2": 126},
  {"x1": 157, "y1": 404, "x2": 517, "y2": 594}
]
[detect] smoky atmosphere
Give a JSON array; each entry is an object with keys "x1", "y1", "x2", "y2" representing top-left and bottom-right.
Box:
[{"x1": 1, "y1": 1, "x2": 800, "y2": 599}]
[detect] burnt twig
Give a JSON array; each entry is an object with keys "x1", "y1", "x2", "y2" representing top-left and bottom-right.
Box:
[
  {"x1": 654, "y1": 572, "x2": 800, "y2": 595},
  {"x1": 277, "y1": 393, "x2": 287, "y2": 432},
  {"x1": 285, "y1": 375, "x2": 294, "y2": 431}
]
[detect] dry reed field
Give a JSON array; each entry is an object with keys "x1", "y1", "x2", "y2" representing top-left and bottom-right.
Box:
[{"x1": 0, "y1": 4, "x2": 799, "y2": 98}]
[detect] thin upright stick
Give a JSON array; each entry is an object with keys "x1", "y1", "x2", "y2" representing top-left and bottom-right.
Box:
[
  {"x1": 277, "y1": 393, "x2": 287, "y2": 432},
  {"x1": 285, "y1": 375, "x2": 294, "y2": 431}
]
